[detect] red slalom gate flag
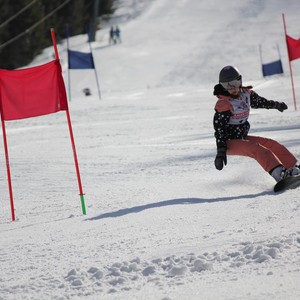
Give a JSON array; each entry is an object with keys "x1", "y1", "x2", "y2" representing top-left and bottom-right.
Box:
[
  {"x1": 286, "y1": 35, "x2": 300, "y2": 61},
  {"x1": 0, "y1": 60, "x2": 68, "y2": 121}
]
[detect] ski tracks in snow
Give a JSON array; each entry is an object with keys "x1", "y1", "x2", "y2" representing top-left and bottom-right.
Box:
[{"x1": 2, "y1": 233, "x2": 296, "y2": 299}]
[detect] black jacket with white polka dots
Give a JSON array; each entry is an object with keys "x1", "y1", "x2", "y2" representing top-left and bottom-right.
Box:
[{"x1": 213, "y1": 88, "x2": 280, "y2": 150}]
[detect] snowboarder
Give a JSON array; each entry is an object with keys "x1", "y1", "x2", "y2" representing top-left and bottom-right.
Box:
[{"x1": 213, "y1": 65, "x2": 300, "y2": 183}]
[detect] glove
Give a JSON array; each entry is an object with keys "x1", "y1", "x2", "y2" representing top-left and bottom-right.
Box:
[
  {"x1": 274, "y1": 102, "x2": 288, "y2": 112},
  {"x1": 214, "y1": 148, "x2": 227, "y2": 170},
  {"x1": 213, "y1": 84, "x2": 231, "y2": 97}
]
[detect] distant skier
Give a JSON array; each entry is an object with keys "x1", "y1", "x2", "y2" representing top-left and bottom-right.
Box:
[
  {"x1": 213, "y1": 65, "x2": 300, "y2": 183},
  {"x1": 114, "y1": 26, "x2": 121, "y2": 43},
  {"x1": 109, "y1": 26, "x2": 115, "y2": 45}
]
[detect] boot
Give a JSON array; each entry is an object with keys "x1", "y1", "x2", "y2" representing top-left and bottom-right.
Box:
[{"x1": 271, "y1": 165, "x2": 300, "y2": 182}]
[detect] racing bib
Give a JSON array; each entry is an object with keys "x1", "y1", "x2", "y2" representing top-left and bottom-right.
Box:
[{"x1": 228, "y1": 91, "x2": 251, "y2": 125}]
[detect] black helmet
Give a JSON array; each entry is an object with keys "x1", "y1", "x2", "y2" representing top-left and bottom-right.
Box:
[{"x1": 219, "y1": 66, "x2": 242, "y2": 90}]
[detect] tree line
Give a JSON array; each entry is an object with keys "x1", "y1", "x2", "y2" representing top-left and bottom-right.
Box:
[{"x1": 0, "y1": 0, "x2": 115, "y2": 69}]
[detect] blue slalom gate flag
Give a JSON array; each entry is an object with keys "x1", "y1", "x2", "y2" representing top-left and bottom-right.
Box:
[
  {"x1": 262, "y1": 59, "x2": 283, "y2": 77},
  {"x1": 68, "y1": 50, "x2": 95, "y2": 69},
  {"x1": 66, "y1": 27, "x2": 101, "y2": 99}
]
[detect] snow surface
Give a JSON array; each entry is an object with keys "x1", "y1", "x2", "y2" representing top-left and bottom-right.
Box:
[{"x1": 1, "y1": 0, "x2": 300, "y2": 299}]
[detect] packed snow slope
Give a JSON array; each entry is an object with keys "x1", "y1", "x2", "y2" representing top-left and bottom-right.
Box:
[{"x1": 1, "y1": 0, "x2": 300, "y2": 299}]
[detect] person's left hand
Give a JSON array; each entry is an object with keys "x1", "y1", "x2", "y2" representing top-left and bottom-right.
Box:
[{"x1": 275, "y1": 102, "x2": 288, "y2": 112}]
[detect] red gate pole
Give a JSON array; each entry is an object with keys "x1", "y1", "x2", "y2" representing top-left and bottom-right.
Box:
[
  {"x1": 0, "y1": 114, "x2": 15, "y2": 221},
  {"x1": 50, "y1": 28, "x2": 86, "y2": 214},
  {"x1": 282, "y1": 13, "x2": 297, "y2": 111}
]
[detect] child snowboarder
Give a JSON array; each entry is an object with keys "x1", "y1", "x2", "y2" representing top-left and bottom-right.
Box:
[{"x1": 213, "y1": 65, "x2": 300, "y2": 183}]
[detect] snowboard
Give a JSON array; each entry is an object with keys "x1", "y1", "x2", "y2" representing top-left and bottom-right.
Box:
[{"x1": 274, "y1": 174, "x2": 300, "y2": 192}]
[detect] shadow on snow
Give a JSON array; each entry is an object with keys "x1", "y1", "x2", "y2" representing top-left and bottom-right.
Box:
[{"x1": 87, "y1": 191, "x2": 272, "y2": 221}]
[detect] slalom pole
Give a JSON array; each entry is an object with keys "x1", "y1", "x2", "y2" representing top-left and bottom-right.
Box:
[
  {"x1": 65, "y1": 110, "x2": 86, "y2": 214},
  {"x1": 0, "y1": 115, "x2": 15, "y2": 221},
  {"x1": 282, "y1": 13, "x2": 297, "y2": 111},
  {"x1": 68, "y1": 60, "x2": 71, "y2": 101},
  {"x1": 50, "y1": 28, "x2": 86, "y2": 215},
  {"x1": 276, "y1": 43, "x2": 282, "y2": 61},
  {"x1": 258, "y1": 44, "x2": 264, "y2": 76},
  {"x1": 66, "y1": 25, "x2": 72, "y2": 101},
  {"x1": 93, "y1": 64, "x2": 102, "y2": 100},
  {"x1": 87, "y1": 31, "x2": 101, "y2": 100}
]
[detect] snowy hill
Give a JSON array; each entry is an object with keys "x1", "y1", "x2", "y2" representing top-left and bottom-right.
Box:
[{"x1": 1, "y1": 0, "x2": 300, "y2": 299}]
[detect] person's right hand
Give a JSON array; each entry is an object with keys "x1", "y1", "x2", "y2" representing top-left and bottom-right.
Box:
[{"x1": 214, "y1": 148, "x2": 227, "y2": 170}]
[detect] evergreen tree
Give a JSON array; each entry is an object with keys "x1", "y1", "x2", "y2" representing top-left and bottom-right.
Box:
[{"x1": 0, "y1": 0, "x2": 115, "y2": 69}]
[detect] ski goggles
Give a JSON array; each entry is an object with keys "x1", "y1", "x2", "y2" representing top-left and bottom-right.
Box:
[{"x1": 220, "y1": 77, "x2": 242, "y2": 91}]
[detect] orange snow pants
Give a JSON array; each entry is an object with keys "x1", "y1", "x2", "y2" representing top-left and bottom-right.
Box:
[{"x1": 226, "y1": 135, "x2": 297, "y2": 173}]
